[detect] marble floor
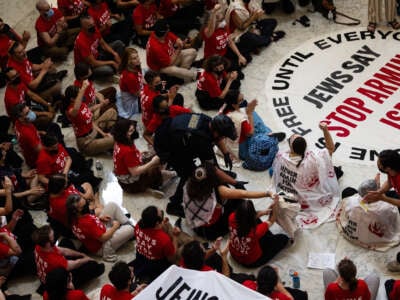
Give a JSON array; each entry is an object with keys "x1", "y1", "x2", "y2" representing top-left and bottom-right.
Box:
[{"x1": 1, "y1": 0, "x2": 399, "y2": 299}]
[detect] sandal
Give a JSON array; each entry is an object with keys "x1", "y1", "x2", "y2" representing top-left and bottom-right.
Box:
[
  {"x1": 389, "y1": 20, "x2": 400, "y2": 30},
  {"x1": 367, "y1": 22, "x2": 376, "y2": 33},
  {"x1": 272, "y1": 30, "x2": 286, "y2": 42}
]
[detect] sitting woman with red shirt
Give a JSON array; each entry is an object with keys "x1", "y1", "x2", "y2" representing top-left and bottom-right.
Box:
[
  {"x1": 323, "y1": 258, "x2": 379, "y2": 300},
  {"x1": 229, "y1": 199, "x2": 288, "y2": 268},
  {"x1": 196, "y1": 55, "x2": 240, "y2": 110},
  {"x1": 64, "y1": 81, "x2": 114, "y2": 156},
  {"x1": 112, "y1": 118, "x2": 164, "y2": 197}
]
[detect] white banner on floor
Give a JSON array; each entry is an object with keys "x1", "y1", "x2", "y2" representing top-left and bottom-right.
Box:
[
  {"x1": 135, "y1": 265, "x2": 270, "y2": 300},
  {"x1": 265, "y1": 28, "x2": 400, "y2": 166}
]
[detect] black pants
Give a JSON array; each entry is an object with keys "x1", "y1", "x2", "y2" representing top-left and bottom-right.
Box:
[
  {"x1": 195, "y1": 90, "x2": 225, "y2": 110},
  {"x1": 70, "y1": 260, "x2": 105, "y2": 288},
  {"x1": 263, "y1": 0, "x2": 295, "y2": 14},
  {"x1": 130, "y1": 253, "x2": 171, "y2": 283},
  {"x1": 166, "y1": 2, "x2": 203, "y2": 36},
  {"x1": 286, "y1": 287, "x2": 309, "y2": 300}
]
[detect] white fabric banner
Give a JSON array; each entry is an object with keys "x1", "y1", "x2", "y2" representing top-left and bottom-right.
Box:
[{"x1": 135, "y1": 265, "x2": 270, "y2": 300}]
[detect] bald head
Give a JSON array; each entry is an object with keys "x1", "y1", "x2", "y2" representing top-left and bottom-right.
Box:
[{"x1": 36, "y1": 0, "x2": 49, "y2": 10}]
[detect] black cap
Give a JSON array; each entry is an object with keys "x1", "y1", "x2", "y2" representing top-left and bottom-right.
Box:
[{"x1": 211, "y1": 115, "x2": 237, "y2": 141}]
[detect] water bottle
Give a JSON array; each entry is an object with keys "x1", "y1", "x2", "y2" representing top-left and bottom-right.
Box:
[
  {"x1": 291, "y1": 271, "x2": 300, "y2": 289},
  {"x1": 95, "y1": 160, "x2": 103, "y2": 177}
]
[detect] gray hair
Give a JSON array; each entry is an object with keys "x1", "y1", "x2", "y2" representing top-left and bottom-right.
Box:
[{"x1": 358, "y1": 179, "x2": 378, "y2": 197}]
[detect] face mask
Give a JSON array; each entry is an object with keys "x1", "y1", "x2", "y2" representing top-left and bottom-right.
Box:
[
  {"x1": 46, "y1": 8, "x2": 54, "y2": 18},
  {"x1": 81, "y1": 202, "x2": 90, "y2": 215},
  {"x1": 130, "y1": 131, "x2": 139, "y2": 140},
  {"x1": 0, "y1": 24, "x2": 10, "y2": 34},
  {"x1": 25, "y1": 110, "x2": 37, "y2": 122},
  {"x1": 155, "y1": 30, "x2": 167, "y2": 38},
  {"x1": 87, "y1": 26, "x2": 96, "y2": 34},
  {"x1": 218, "y1": 20, "x2": 227, "y2": 28},
  {"x1": 10, "y1": 76, "x2": 21, "y2": 85},
  {"x1": 158, "y1": 107, "x2": 170, "y2": 116},
  {"x1": 214, "y1": 70, "x2": 224, "y2": 76},
  {"x1": 49, "y1": 149, "x2": 59, "y2": 155},
  {"x1": 155, "y1": 83, "x2": 166, "y2": 92}
]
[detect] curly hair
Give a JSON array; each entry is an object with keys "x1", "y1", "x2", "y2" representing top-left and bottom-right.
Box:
[
  {"x1": 119, "y1": 47, "x2": 139, "y2": 72},
  {"x1": 111, "y1": 118, "x2": 136, "y2": 146},
  {"x1": 203, "y1": 55, "x2": 230, "y2": 73}
]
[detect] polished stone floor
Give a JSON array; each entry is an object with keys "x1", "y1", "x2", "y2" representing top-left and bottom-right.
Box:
[{"x1": 1, "y1": 0, "x2": 399, "y2": 299}]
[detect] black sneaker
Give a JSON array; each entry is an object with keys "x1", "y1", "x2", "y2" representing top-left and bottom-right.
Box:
[
  {"x1": 269, "y1": 132, "x2": 286, "y2": 142},
  {"x1": 166, "y1": 202, "x2": 185, "y2": 218},
  {"x1": 174, "y1": 217, "x2": 182, "y2": 229},
  {"x1": 56, "y1": 70, "x2": 68, "y2": 80}
]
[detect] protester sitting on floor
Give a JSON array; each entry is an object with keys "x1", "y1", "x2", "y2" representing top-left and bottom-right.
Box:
[
  {"x1": 7, "y1": 41, "x2": 65, "y2": 104},
  {"x1": 43, "y1": 267, "x2": 90, "y2": 300},
  {"x1": 243, "y1": 265, "x2": 308, "y2": 300},
  {"x1": 222, "y1": 89, "x2": 285, "y2": 169},
  {"x1": 323, "y1": 258, "x2": 379, "y2": 300},
  {"x1": 73, "y1": 62, "x2": 118, "y2": 130},
  {"x1": 262, "y1": 0, "x2": 310, "y2": 15},
  {"x1": 35, "y1": 0, "x2": 79, "y2": 61},
  {"x1": 146, "y1": 19, "x2": 198, "y2": 83},
  {"x1": 385, "y1": 278, "x2": 400, "y2": 300},
  {"x1": 100, "y1": 261, "x2": 147, "y2": 299},
  {"x1": 64, "y1": 82, "x2": 114, "y2": 156},
  {"x1": 143, "y1": 94, "x2": 191, "y2": 145},
  {"x1": 112, "y1": 118, "x2": 165, "y2": 197},
  {"x1": 33, "y1": 225, "x2": 105, "y2": 292},
  {"x1": 117, "y1": 48, "x2": 143, "y2": 120},
  {"x1": 196, "y1": 55, "x2": 239, "y2": 110},
  {"x1": 74, "y1": 15, "x2": 124, "y2": 79},
  {"x1": 0, "y1": 17, "x2": 30, "y2": 70},
  {"x1": 337, "y1": 176, "x2": 400, "y2": 251},
  {"x1": 57, "y1": 0, "x2": 87, "y2": 29},
  {"x1": 66, "y1": 194, "x2": 134, "y2": 262},
  {"x1": 132, "y1": 0, "x2": 160, "y2": 48},
  {"x1": 132, "y1": 205, "x2": 191, "y2": 282},
  {"x1": 272, "y1": 122, "x2": 340, "y2": 228},
  {"x1": 183, "y1": 162, "x2": 272, "y2": 240}
]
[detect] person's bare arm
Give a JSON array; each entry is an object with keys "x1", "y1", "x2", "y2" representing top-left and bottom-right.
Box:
[
  {"x1": 26, "y1": 89, "x2": 52, "y2": 110},
  {"x1": 218, "y1": 71, "x2": 238, "y2": 99},
  {"x1": 0, "y1": 233, "x2": 22, "y2": 256},
  {"x1": 116, "y1": 0, "x2": 139, "y2": 7},
  {"x1": 28, "y1": 59, "x2": 52, "y2": 90},
  {"x1": 0, "y1": 177, "x2": 13, "y2": 216},
  {"x1": 203, "y1": 4, "x2": 220, "y2": 38},
  {"x1": 69, "y1": 80, "x2": 89, "y2": 118},
  {"x1": 135, "y1": 24, "x2": 152, "y2": 36},
  {"x1": 143, "y1": 129, "x2": 154, "y2": 145},
  {"x1": 218, "y1": 185, "x2": 271, "y2": 200},
  {"x1": 319, "y1": 122, "x2": 334, "y2": 156},
  {"x1": 128, "y1": 156, "x2": 160, "y2": 176},
  {"x1": 227, "y1": 35, "x2": 247, "y2": 66},
  {"x1": 98, "y1": 220, "x2": 120, "y2": 242},
  {"x1": 245, "y1": 99, "x2": 257, "y2": 136}
]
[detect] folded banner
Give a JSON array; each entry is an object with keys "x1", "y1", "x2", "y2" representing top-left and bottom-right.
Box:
[{"x1": 135, "y1": 265, "x2": 270, "y2": 300}]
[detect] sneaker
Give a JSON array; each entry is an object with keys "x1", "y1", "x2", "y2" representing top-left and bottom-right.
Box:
[
  {"x1": 146, "y1": 188, "x2": 165, "y2": 199},
  {"x1": 269, "y1": 132, "x2": 286, "y2": 142},
  {"x1": 166, "y1": 202, "x2": 185, "y2": 218},
  {"x1": 56, "y1": 70, "x2": 68, "y2": 80},
  {"x1": 174, "y1": 217, "x2": 182, "y2": 229},
  {"x1": 387, "y1": 260, "x2": 400, "y2": 272}
]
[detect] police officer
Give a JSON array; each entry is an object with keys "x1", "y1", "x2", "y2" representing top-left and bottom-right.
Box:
[{"x1": 154, "y1": 113, "x2": 245, "y2": 217}]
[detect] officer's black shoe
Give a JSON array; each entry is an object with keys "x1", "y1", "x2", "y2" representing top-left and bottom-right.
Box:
[{"x1": 166, "y1": 202, "x2": 185, "y2": 218}]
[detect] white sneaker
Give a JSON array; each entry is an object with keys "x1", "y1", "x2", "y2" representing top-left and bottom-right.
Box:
[{"x1": 146, "y1": 188, "x2": 165, "y2": 199}]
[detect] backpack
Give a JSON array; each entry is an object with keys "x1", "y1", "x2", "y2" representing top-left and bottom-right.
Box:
[
  {"x1": 311, "y1": 0, "x2": 360, "y2": 26},
  {"x1": 242, "y1": 134, "x2": 278, "y2": 171}
]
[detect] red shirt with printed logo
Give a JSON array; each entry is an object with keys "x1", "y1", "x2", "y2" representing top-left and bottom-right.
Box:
[
  {"x1": 74, "y1": 79, "x2": 96, "y2": 106},
  {"x1": 0, "y1": 227, "x2": 15, "y2": 260},
  {"x1": 202, "y1": 27, "x2": 229, "y2": 59},
  {"x1": 36, "y1": 144, "x2": 69, "y2": 177},
  {"x1": 100, "y1": 284, "x2": 134, "y2": 300},
  {"x1": 72, "y1": 214, "x2": 106, "y2": 253},
  {"x1": 88, "y1": 2, "x2": 111, "y2": 36},
  {"x1": 146, "y1": 32, "x2": 178, "y2": 71},
  {"x1": 140, "y1": 84, "x2": 159, "y2": 128},
  {"x1": 34, "y1": 245, "x2": 68, "y2": 283},
  {"x1": 119, "y1": 69, "x2": 143, "y2": 95},
  {"x1": 4, "y1": 82, "x2": 27, "y2": 116},
  {"x1": 14, "y1": 119, "x2": 41, "y2": 168},
  {"x1": 228, "y1": 212, "x2": 269, "y2": 265},
  {"x1": 57, "y1": 0, "x2": 85, "y2": 17},
  {"x1": 7, "y1": 57, "x2": 33, "y2": 86},
  {"x1": 132, "y1": 4, "x2": 158, "y2": 31},
  {"x1": 113, "y1": 143, "x2": 142, "y2": 176},
  {"x1": 35, "y1": 8, "x2": 64, "y2": 47},
  {"x1": 67, "y1": 102, "x2": 93, "y2": 137},
  {"x1": 196, "y1": 71, "x2": 224, "y2": 98},
  {"x1": 74, "y1": 29, "x2": 102, "y2": 65},
  {"x1": 134, "y1": 225, "x2": 175, "y2": 260},
  {"x1": 325, "y1": 280, "x2": 371, "y2": 300},
  {"x1": 49, "y1": 184, "x2": 80, "y2": 227}
]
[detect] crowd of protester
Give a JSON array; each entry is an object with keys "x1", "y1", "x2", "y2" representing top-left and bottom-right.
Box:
[{"x1": 0, "y1": 0, "x2": 400, "y2": 299}]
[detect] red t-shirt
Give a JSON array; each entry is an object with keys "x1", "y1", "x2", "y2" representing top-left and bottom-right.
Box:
[
  {"x1": 100, "y1": 284, "x2": 134, "y2": 300},
  {"x1": 74, "y1": 29, "x2": 102, "y2": 65},
  {"x1": 7, "y1": 57, "x2": 34, "y2": 86},
  {"x1": 390, "y1": 280, "x2": 400, "y2": 300},
  {"x1": 4, "y1": 82, "x2": 27, "y2": 116},
  {"x1": 88, "y1": 2, "x2": 111, "y2": 36},
  {"x1": 242, "y1": 280, "x2": 291, "y2": 300},
  {"x1": 57, "y1": 0, "x2": 85, "y2": 17},
  {"x1": 132, "y1": 4, "x2": 158, "y2": 30},
  {"x1": 146, "y1": 32, "x2": 178, "y2": 71},
  {"x1": 37, "y1": 144, "x2": 69, "y2": 177},
  {"x1": 0, "y1": 227, "x2": 15, "y2": 260},
  {"x1": 14, "y1": 119, "x2": 41, "y2": 168},
  {"x1": 196, "y1": 70, "x2": 224, "y2": 98},
  {"x1": 35, "y1": 8, "x2": 64, "y2": 47},
  {"x1": 228, "y1": 212, "x2": 269, "y2": 265},
  {"x1": 113, "y1": 143, "x2": 141, "y2": 176},
  {"x1": 119, "y1": 69, "x2": 143, "y2": 95},
  {"x1": 134, "y1": 225, "x2": 175, "y2": 260},
  {"x1": 49, "y1": 184, "x2": 80, "y2": 227},
  {"x1": 0, "y1": 31, "x2": 21, "y2": 58},
  {"x1": 140, "y1": 84, "x2": 159, "y2": 127},
  {"x1": 34, "y1": 245, "x2": 68, "y2": 283},
  {"x1": 67, "y1": 102, "x2": 93, "y2": 137},
  {"x1": 202, "y1": 27, "x2": 229, "y2": 59},
  {"x1": 43, "y1": 289, "x2": 89, "y2": 300},
  {"x1": 389, "y1": 173, "x2": 400, "y2": 195},
  {"x1": 72, "y1": 214, "x2": 106, "y2": 253},
  {"x1": 158, "y1": 0, "x2": 179, "y2": 18},
  {"x1": 74, "y1": 79, "x2": 96, "y2": 106},
  {"x1": 325, "y1": 280, "x2": 371, "y2": 300},
  {"x1": 146, "y1": 105, "x2": 191, "y2": 133}
]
